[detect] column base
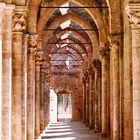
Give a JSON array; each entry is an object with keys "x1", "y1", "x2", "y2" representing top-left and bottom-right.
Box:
[
  {"x1": 86, "y1": 122, "x2": 89, "y2": 127},
  {"x1": 83, "y1": 120, "x2": 86, "y2": 124},
  {"x1": 94, "y1": 129, "x2": 100, "y2": 133},
  {"x1": 89, "y1": 124, "x2": 94, "y2": 130},
  {"x1": 101, "y1": 133, "x2": 108, "y2": 138},
  {"x1": 35, "y1": 135, "x2": 39, "y2": 139}
]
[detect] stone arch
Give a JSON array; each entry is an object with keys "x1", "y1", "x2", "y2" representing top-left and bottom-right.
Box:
[
  {"x1": 28, "y1": 0, "x2": 42, "y2": 33},
  {"x1": 28, "y1": 0, "x2": 107, "y2": 33},
  {"x1": 50, "y1": 28, "x2": 91, "y2": 45},
  {"x1": 105, "y1": 0, "x2": 122, "y2": 33},
  {"x1": 52, "y1": 45, "x2": 85, "y2": 61},
  {"x1": 46, "y1": 28, "x2": 92, "y2": 54},
  {"x1": 52, "y1": 37, "x2": 90, "y2": 54},
  {"x1": 37, "y1": 0, "x2": 107, "y2": 43},
  {"x1": 28, "y1": 0, "x2": 122, "y2": 36},
  {"x1": 42, "y1": 13, "x2": 99, "y2": 59},
  {"x1": 43, "y1": 28, "x2": 92, "y2": 58},
  {"x1": 40, "y1": 13, "x2": 98, "y2": 43},
  {"x1": 56, "y1": 27, "x2": 90, "y2": 38},
  {"x1": 56, "y1": 88, "x2": 73, "y2": 95}
]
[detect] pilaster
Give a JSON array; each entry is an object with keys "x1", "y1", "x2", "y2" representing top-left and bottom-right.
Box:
[
  {"x1": 126, "y1": 3, "x2": 140, "y2": 140},
  {"x1": 1, "y1": 4, "x2": 15, "y2": 140},
  {"x1": 92, "y1": 59, "x2": 101, "y2": 133},
  {"x1": 22, "y1": 34, "x2": 29, "y2": 140},
  {"x1": 88, "y1": 65, "x2": 94, "y2": 130},
  {"x1": 12, "y1": 6, "x2": 28, "y2": 140},
  {"x1": 84, "y1": 70, "x2": 89, "y2": 126},
  {"x1": 108, "y1": 34, "x2": 121, "y2": 140},
  {"x1": 99, "y1": 46, "x2": 110, "y2": 137},
  {"x1": 27, "y1": 34, "x2": 38, "y2": 140},
  {"x1": 0, "y1": 3, "x2": 5, "y2": 139},
  {"x1": 40, "y1": 62, "x2": 46, "y2": 131},
  {"x1": 82, "y1": 76, "x2": 87, "y2": 124},
  {"x1": 35, "y1": 51, "x2": 43, "y2": 138},
  {"x1": 44, "y1": 66, "x2": 50, "y2": 127}
]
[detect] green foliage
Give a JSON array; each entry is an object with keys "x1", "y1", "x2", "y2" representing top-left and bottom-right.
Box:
[
  {"x1": 58, "y1": 94, "x2": 71, "y2": 112},
  {"x1": 58, "y1": 94, "x2": 63, "y2": 103}
]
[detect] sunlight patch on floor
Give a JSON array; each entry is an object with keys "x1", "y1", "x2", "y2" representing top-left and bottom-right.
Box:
[{"x1": 37, "y1": 122, "x2": 110, "y2": 140}]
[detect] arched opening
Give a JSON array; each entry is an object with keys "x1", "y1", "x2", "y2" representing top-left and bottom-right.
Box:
[
  {"x1": 1, "y1": 0, "x2": 132, "y2": 139},
  {"x1": 57, "y1": 93, "x2": 72, "y2": 122}
]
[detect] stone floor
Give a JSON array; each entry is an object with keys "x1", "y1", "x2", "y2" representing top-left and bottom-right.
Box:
[{"x1": 38, "y1": 121, "x2": 110, "y2": 140}]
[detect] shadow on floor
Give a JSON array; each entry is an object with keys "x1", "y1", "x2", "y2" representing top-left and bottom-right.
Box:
[{"x1": 39, "y1": 122, "x2": 110, "y2": 140}]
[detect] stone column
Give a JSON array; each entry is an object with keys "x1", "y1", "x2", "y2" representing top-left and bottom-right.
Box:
[
  {"x1": 108, "y1": 34, "x2": 121, "y2": 140},
  {"x1": 92, "y1": 71, "x2": 95, "y2": 130},
  {"x1": 44, "y1": 68, "x2": 50, "y2": 127},
  {"x1": 22, "y1": 34, "x2": 29, "y2": 140},
  {"x1": 40, "y1": 64, "x2": 46, "y2": 131},
  {"x1": 35, "y1": 51, "x2": 43, "y2": 138},
  {"x1": 109, "y1": 44, "x2": 113, "y2": 139},
  {"x1": 1, "y1": 4, "x2": 15, "y2": 140},
  {"x1": 85, "y1": 71, "x2": 89, "y2": 126},
  {"x1": 126, "y1": 3, "x2": 140, "y2": 140},
  {"x1": 12, "y1": 7, "x2": 27, "y2": 140},
  {"x1": 99, "y1": 46, "x2": 110, "y2": 137},
  {"x1": 92, "y1": 59, "x2": 101, "y2": 132},
  {"x1": 123, "y1": 4, "x2": 133, "y2": 140},
  {"x1": 44, "y1": 79, "x2": 47, "y2": 127},
  {"x1": 0, "y1": 4, "x2": 4, "y2": 139},
  {"x1": 0, "y1": 3, "x2": 3, "y2": 139},
  {"x1": 82, "y1": 76, "x2": 86, "y2": 123},
  {"x1": 88, "y1": 65, "x2": 94, "y2": 129},
  {"x1": 45, "y1": 82, "x2": 50, "y2": 125},
  {"x1": 27, "y1": 34, "x2": 38, "y2": 140}
]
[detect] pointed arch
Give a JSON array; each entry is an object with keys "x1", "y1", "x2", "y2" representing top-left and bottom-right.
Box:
[{"x1": 37, "y1": 0, "x2": 107, "y2": 43}]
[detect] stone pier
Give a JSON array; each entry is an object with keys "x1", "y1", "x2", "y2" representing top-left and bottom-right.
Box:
[
  {"x1": 27, "y1": 34, "x2": 38, "y2": 140},
  {"x1": 35, "y1": 51, "x2": 43, "y2": 138},
  {"x1": 99, "y1": 46, "x2": 110, "y2": 137},
  {"x1": 126, "y1": 3, "x2": 140, "y2": 140}
]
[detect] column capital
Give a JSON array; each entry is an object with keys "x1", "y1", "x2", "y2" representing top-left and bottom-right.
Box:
[
  {"x1": 45, "y1": 75, "x2": 50, "y2": 83},
  {"x1": 108, "y1": 34, "x2": 122, "y2": 52},
  {"x1": 41, "y1": 67, "x2": 46, "y2": 73},
  {"x1": 82, "y1": 76, "x2": 86, "y2": 83},
  {"x1": 99, "y1": 46, "x2": 110, "y2": 61},
  {"x1": 45, "y1": 64, "x2": 50, "y2": 82},
  {"x1": 83, "y1": 70, "x2": 89, "y2": 80},
  {"x1": 35, "y1": 51, "x2": 43, "y2": 66},
  {"x1": 28, "y1": 34, "x2": 38, "y2": 54},
  {"x1": 88, "y1": 63, "x2": 94, "y2": 75},
  {"x1": 125, "y1": 2, "x2": 140, "y2": 29},
  {"x1": 43, "y1": 64, "x2": 49, "y2": 74},
  {"x1": 28, "y1": 34, "x2": 38, "y2": 47},
  {"x1": 92, "y1": 59, "x2": 101, "y2": 70},
  {"x1": 41, "y1": 63, "x2": 47, "y2": 73},
  {"x1": 12, "y1": 6, "x2": 28, "y2": 32}
]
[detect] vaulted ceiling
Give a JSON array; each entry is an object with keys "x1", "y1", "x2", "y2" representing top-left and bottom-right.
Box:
[
  {"x1": 32, "y1": 0, "x2": 109, "y2": 91},
  {"x1": 38, "y1": 0, "x2": 109, "y2": 76}
]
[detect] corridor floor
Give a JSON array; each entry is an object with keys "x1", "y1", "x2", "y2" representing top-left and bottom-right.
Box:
[{"x1": 38, "y1": 122, "x2": 110, "y2": 140}]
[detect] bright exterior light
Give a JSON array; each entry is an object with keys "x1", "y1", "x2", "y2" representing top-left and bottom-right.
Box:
[
  {"x1": 61, "y1": 33, "x2": 70, "y2": 40},
  {"x1": 60, "y1": 20, "x2": 71, "y2": 29},
  {"x1": 59, "y1": 3, "x2": 69, "y2": 15}
]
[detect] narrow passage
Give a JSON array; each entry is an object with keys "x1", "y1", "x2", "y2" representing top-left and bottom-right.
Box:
[{"x1": 39, "y1": 122, "x2": 110, "y2": 140}]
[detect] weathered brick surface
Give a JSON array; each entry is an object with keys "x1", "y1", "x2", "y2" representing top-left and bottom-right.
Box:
[{"x1": 0, "y1": 0, "x2": 136, "y2": 140}]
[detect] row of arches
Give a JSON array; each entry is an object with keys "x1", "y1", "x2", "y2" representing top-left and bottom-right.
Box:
[{"x1": 0, "y1": 0, "x2": 138, "y2": 140}]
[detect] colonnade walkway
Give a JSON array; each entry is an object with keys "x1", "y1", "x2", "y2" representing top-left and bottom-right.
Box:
[{"x1": 38, "y1": 122, "x2": 110, "y2": 140}]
